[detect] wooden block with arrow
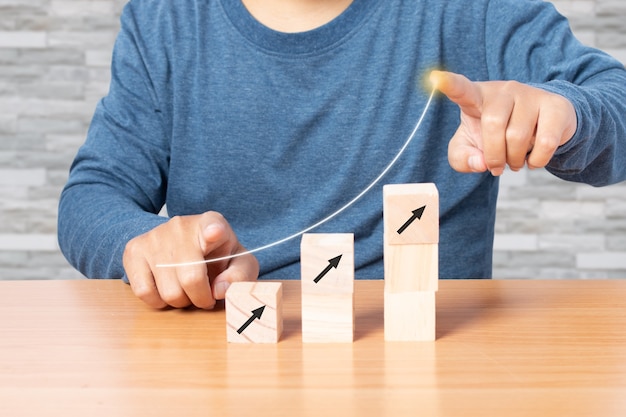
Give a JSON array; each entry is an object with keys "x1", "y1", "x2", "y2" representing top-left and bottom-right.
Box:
[
  {"x1": 383, "y1": 183, "x2": 439, "y2": 292},
  {"x1": 300, "y1": 233, "x2": 354, "y2": 343},
  {"x1": 383, "y1": 183, "x2": 439, "y2": 341},
  {"x1": 225, "y1": 281, "x2": 283, "y2": 343},
  {"x1": 384, "y1": 183, "x2": 438, "y2": 245}
]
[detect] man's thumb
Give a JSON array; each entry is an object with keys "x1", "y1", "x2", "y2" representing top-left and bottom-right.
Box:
[
  {"x1": 199, "y1": 221, "x2": 227, "y2": 255},
  {"x1": 448, "y1": 132, "x2": 488, "y2": 173}
]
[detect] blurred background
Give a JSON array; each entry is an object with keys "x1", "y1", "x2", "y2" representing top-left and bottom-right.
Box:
[{"x1": 0, "y1": 0, "x2": 625, "y2": 280}]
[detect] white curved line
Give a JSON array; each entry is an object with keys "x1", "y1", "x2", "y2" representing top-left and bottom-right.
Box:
[{"x1": 157, "y1": 87, "x2": 436, "y2": 268}]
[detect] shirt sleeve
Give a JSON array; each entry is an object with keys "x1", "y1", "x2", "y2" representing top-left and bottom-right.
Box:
[
  {"x1": 58, "y1": 2, "x2": 170, "y2": 278},
  {"x1": 484, "y1": 0, "x2": 626, "y2": 186}
]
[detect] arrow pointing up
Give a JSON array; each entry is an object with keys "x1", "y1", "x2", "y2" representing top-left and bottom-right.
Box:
[
  {"x1": 236, "y1": 306, "x2": 266, "y2": 334},
  {"x1": 396, "y1": 206, "x2": 426, "y2": 235},
  {"x1": 313, "y1": 255, "x2": 343, "y2": 283}
]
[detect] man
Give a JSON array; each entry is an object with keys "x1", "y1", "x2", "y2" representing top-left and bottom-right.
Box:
[{"x1": 58, "y1": 0, "x2": 626, "y2": 309}]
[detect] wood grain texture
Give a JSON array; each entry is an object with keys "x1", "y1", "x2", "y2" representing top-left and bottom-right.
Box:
[
  {"x1": 301, "y1": 291, "x2": 354, "y2": 343},
  {"x1": 300, "y1": 233, "x2": 354, "y2": 294},
  {"x1": 383, "y1": 183, "x2": 439, "y2": 245},
  {"x1": 384, "y1": 290, "x2": 435, "y2": 341},
  {"x1": 1, "y1": 279, "x2": 626, "y2": 417},
  {"x1": 384, "y1": 243, "x2": 438, "y2": 292},
  {"x1": 383, "y1": 183, "x2": 439, "y2": 293},
  {"x1": 301, "y1": 233, "x2": 354, "y2": 342},
  {"x1": 225, "y1": 281, "x2": 283, "y2": 343}
]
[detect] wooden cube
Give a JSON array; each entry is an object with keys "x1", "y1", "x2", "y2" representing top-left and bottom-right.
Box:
[
  {"x1": 301, "y1": 233, "x2": 354, "y2": 343},
  {"x1": 225, "y1": 282, "x2": 283, "y2": 343},
  {"x1": 301, "y1": 292, "x2": 354, "y2": 343},
  {"x1": 384, "y1": 291, "x2": 436, "y2": 341},
  {"x1": 300, "y1": 233, "x2": 354, "y2": 294},
  {"x1": 383, "y1": 183, "x2": 439, "y2": 245},
  {"x1": 384, "y1": 243, "x2": 438, "y2": 292}
]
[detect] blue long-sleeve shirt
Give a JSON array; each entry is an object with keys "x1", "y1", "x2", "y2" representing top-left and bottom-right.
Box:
[{"x1": 58, "y1": 0, "x2": 626, "y2": 279}]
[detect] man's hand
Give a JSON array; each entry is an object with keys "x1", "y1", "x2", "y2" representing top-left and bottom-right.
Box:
[
  {"x1": 430, "y1": 70, "x2": 577, "y2": 176},
  {"x1": 123, "y1": 211, "x2": 259, "y2": 309}
]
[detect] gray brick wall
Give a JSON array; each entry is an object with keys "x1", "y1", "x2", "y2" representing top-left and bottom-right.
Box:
[
  {"x1": 494, "y1": 0, "x2": 626, "y2": 279},
  {"x1": 0, "y1": 0, "x2": 624, "y2": 280}
]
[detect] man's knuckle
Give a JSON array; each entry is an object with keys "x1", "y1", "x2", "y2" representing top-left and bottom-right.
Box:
[
  {"x1": 482, "y1": 113, "x2": 507, "y2": 131},
  {"x1": 506, "y1": 126, "x2": 530, "y2": 145},
  {"x1": 534, "y1": 134, "x2": 559, "y2": 151},
  {"x1": 130, "y1": 280, "x2": 155, "y2": 299},
  {"x1": 133, "y1": 286, "x2": 152, "y2": 301},
  {"x1": 178, "y1": 268, "x2": 204, "y2": 287},
  {"x1": 160, "y1": 287, "x2": 186, "y2": 305},
  {"x1": 124, "y1": 237, "x2": 142, "y2": 257}
]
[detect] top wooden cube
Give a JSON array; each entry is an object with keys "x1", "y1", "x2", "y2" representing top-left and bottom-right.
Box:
[
  {"x1": 300, "y1": 233, "x2": 354, "y2": 295},
  {"x1": 383, "y1": 183, "x2": 439, "y2": 245}
]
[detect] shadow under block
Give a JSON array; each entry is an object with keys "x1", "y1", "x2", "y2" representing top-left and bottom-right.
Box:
[
  {"x1": 301, "y1": 233, "x2": 354, "y2": 343},
  {"x1": 225, "y1": 282, "x2": 283, "y2": 344},
  {"x1": 383, "y1": 183, "x2": 439, "y2": 245},
  {"x1": 384, "y1": 290, "x2": 436, "y2": 341}
]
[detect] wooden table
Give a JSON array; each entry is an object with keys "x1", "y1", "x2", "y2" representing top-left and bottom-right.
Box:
[{"x1": 1, "y1": 279, "x2": 625, "y2": 417}]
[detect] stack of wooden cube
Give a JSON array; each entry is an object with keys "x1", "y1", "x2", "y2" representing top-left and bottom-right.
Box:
[{"x1": 383, "y1": 183, "x2": 438, "y2": 341}]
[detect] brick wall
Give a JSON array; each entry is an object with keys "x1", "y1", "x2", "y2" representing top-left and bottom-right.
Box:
[
  {"x1": 494, "y1": 0, "x2": 626, "y2": 279},
  {"x1": 0, "y1": 0, "x2": 126, "y2": 279},
  {"x1": 0, "y1": 0, "x2": 624, "y2": 280}
]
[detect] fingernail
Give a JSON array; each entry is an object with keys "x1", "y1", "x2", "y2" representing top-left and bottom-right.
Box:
[
  {"x1": 203, "y1": 223, "x2": 223, "y2": 240},
  {"x1": 490, "y1": 167, "x2": 504, "y2": 177},
  {"x1": 215, "y1": 281, "x2": 230, "y2": 299},
  {"x1": 468, "y1": 155, "x2": 483, "y2": 172},
  {"x1": 204, "y1": 223, "x2": 221, "y2": 233}
]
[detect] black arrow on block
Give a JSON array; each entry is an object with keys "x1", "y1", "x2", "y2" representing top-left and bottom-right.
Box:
[
  {"x1": 236, "y1": 306, "x2": 266, "y2": 334},
  {"x1": 313, "y1": 255, "x2": 343, "y2": 284},
  {"x1": 397, "y1": 206, "x2": 426, "y2": 235}
]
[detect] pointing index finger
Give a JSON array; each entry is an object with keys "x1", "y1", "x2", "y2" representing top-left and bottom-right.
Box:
[{"x1": 430, "y1": 70, "x2": 483, "y2": 118}]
